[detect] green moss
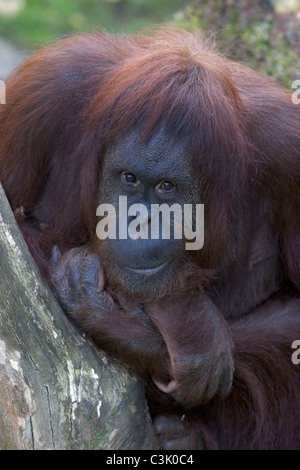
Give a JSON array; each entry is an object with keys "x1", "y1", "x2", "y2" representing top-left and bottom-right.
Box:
[
  {"x1": 0, "y1": 0, "x2": 187, "y2": 47},
  {"x1": 174, "y1": 0, "x2": 300, "y2": 88}
]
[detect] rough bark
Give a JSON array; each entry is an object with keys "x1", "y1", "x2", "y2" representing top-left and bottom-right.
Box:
[{"x1": 0, "y1": 183, "x2": 156, "y2": 450}]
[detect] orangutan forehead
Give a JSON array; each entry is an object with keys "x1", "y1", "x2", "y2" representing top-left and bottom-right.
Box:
[{"x1": 104, "y1": 126, "x2": 192, "y2": 177}]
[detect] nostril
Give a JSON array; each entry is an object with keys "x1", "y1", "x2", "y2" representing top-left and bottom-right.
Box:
[{"x1": 153, "y1": 378, "x2": 179, "y2": 394}]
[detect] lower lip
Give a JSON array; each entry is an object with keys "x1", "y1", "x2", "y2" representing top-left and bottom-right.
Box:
[{"x1": 124, "y1": 261, "x2": 168, "y2": 275}]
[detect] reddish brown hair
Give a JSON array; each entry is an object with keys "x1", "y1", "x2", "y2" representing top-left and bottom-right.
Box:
[{"x1": 0, "y1": 28, "x2": 299, "y2": 280}]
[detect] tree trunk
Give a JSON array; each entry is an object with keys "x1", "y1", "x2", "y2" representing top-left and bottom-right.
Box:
[{"x1": 0, "y1": 183, "x2": 156, "y2": 450}]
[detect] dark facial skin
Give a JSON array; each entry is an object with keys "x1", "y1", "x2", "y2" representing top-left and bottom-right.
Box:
[{"x1": 96, "y1": 127, "x2": 199, "y2": 299}]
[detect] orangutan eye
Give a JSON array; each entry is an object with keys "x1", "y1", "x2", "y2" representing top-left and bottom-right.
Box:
[
  {"x1": 121, "y1": 172, "x2": 139, "y2": 186},
  {"x1": 157, "y1": 180, "x2": 176, "y2": 193}
]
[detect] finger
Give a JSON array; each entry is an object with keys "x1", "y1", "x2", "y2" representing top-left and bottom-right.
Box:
[
  {"x1": 52, "y1": 271, "x2": 77, "y2": 311},
  {"x1": 98, "y1": 269, "x2": 105, "y2": 291},
  {"x1": 67, "y1": 249, "x2": 88, "y2": 302},
  {"x1": 200, "y1": 366, "x2": 221, "y2": 404},
  {"x1": 52, "y1": 247, "x2": 85, "y2": 308},
  {"x1": 79, "y1": 254, "x2": 102, "y2": 298},
  {"x1": 50, "y1": 245, "x2": 61, "y2": 269},
  {"x1": 81, "y1": 255, "x2": 114, "y2": 308},
  {"x1": 217, "y1": 359, "x2": 234, "y2": 397},
  {"x1": 53, "y1": 246, "x2": 83, "y2": 279}
]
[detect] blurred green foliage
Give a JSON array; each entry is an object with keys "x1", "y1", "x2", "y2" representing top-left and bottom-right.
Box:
[{"x1": 0, "y1": 0, "x2": 186, "y2": 47}]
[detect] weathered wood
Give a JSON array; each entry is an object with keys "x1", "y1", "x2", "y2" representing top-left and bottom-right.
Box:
[{"x1": 0, "y1": 183, "x2": 156, "y2": 450}]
